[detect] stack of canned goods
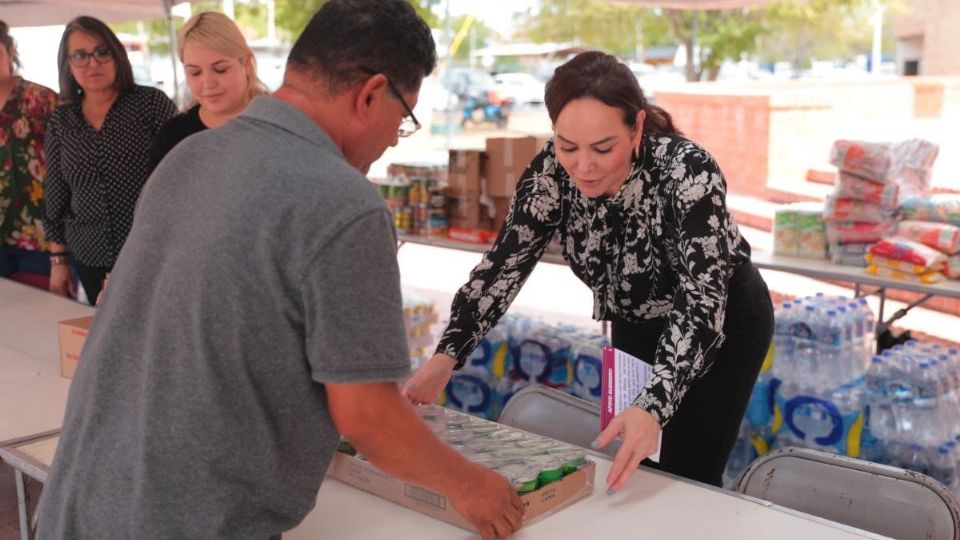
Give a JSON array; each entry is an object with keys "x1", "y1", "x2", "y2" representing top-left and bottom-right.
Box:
[
  {"x1": 380, "y1": 161, "x2": 448, "y2": 237},
  {"x1": 408, "y1": 178, "x2": 448, "y2": 237},
  {"x1": 336, "y1": 405, "x2": 591, "y2": 495},
  {"x1": 417, "y1": 405, "x2": 589, "y2": 495},
  {"x1": 375, "y1": 183, "x2": 413, "y2": 233}
]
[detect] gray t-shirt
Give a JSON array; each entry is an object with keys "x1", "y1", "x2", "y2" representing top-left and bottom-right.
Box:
[{"x1": 37, "y1": 97, "x2": 411, "y2": 539}]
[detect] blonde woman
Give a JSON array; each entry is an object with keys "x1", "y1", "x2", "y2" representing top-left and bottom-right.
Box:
[{"x1": 148, "y1": 12, "x2": 268, "y2": 171}]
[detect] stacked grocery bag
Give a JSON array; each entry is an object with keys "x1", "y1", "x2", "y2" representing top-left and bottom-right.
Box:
[
  {"x1": 726, "y1": 292, "x2": 960, "y2": 496},
  {"x1": 879, "y1": 196, "x2": 960, "y2": 281},
  {"x1": 440, "y1": 314, "x2": 608, "y2": 421},
  {"x1": 822, "y1": 139, "x2": 939, "y2": 266}
]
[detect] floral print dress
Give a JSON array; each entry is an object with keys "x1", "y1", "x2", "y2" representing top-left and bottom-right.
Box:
[
  {"x1": 0, "y1": 77, "x2": 58, "y2": 251},
  {"x1": 436, "y1": 133, "x2": 753, "y2": 426}
]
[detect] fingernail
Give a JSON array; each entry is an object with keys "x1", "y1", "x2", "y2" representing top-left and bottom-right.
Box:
[
  {"x1": 590, "y1": 439, "x2": 599, "y2": 449},
  {"x1": 606, "y1": 488, "x2": 616, "y2": 496},
  {"x1": 408, "y1": 383, "x2": 416, "y2": 389}
]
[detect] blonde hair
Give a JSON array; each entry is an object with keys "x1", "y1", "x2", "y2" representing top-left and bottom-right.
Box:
[{"x1": 178, "y1": 12, "x2": 269, "y2": 104}]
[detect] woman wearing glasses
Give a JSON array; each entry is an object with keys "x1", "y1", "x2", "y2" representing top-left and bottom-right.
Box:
[
  {"x1": 404, "y1": 51, "x2": 774, "y2": 492},
  {"x1": 148, "y1": 12, "x2": 268, "y2": 171},
  {"x1": 0, "y1": 20, "x2": 59, "y2": 283},
  {"x1": 44, "y1": 16, "x2": 176, "y2": 304}
]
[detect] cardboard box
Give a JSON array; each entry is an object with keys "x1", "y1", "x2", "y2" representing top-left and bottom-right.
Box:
[
  {"x1": 326, "y1": 451, "x2": 595, "y2": 532},
  {"x1": 58, "y1": 316, "x2": 93, "y2": 379},
  {"x1": 447, "y1": 192, "x2": 483, "y2": 230},
  {"x1": 447, "y1": 149, "x2": 485, "y2": 230},
  {"x1": 485, "y1": 136, "x2": 550, "y2": 197},
  {"x1": 491, "y1": 196, "x2": 512, "y2": 232},
  {"x1": 447, "y1": 149, "x2": 483, "y2": 195}
]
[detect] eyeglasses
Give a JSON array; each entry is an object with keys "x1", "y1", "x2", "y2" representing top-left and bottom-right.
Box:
[
  {"x1": 358, "y1": 66, "x2": 421, "y2": 138},
  {"x1": 67, "y1": 47, "x2": 113, "y2": 68}
]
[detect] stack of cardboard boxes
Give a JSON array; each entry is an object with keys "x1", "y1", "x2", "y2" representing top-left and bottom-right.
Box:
[{"x1": 446, "y1": 135, "x2": 551, "y2": 243}]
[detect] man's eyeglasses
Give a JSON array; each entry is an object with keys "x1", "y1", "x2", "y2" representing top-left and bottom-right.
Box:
[
  {"x1": 358, "y1": 67, "x2": 421, "y2": 138},
  {"x1": 67, "y1": 47, "x2": 113, "y2": 68}
]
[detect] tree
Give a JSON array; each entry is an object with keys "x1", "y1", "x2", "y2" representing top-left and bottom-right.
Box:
[
  {"x1": 518, "y1": 0, "x2": 668, "y2": 61},
  {"x1": 113, "y1": 0, "x2": 442, "y2": 56},
  {"x1": 664, "y1": 8, "x2": 767, "y2": 82},
  {"x1": 518, "y1": 0, "x2": 902, "y2": 82},
  {"x1": 757, "y1": 0, "x2": 901, "y2": 74}
]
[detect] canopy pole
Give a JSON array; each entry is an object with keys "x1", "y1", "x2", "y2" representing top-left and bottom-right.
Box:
[{"x1": 164, "y1": 0, "x2": 181, "y2": 107}]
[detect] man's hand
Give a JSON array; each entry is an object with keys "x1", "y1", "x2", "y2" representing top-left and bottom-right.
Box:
[{"x1": 449, "y1": 462, "x2": 525, "y2": 539}]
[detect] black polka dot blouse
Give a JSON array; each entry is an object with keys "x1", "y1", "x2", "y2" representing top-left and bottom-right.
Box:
[{"x1": 43, "y1": 85, "x2": 177, "y2": 267}]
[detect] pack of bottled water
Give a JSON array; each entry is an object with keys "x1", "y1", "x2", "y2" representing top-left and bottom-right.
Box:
[
  {"x1": 726, "y1": 291, "x2": 960, "y2": 495},
  {"x1": 725, "y1": 293, "x2": 877, "y2": 487},
  {"x1": 768, "y1": 293, "x2": 875, "y2": 455},
  {"x1": 442, "y1": 314, "x2": 608, "y2": 421},
  {"x1": 864, "y1": 341, "x2": 960, "y2": 492}
]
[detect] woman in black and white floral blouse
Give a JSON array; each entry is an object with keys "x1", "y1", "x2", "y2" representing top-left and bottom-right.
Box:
[{"x1": 404, "y1": 51, "x2": 774, "y2": 490}]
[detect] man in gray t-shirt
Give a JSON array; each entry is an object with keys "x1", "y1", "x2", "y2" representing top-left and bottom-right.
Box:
[{"x1": 36, "y1": 2, "x2": 523, "y2": 539}]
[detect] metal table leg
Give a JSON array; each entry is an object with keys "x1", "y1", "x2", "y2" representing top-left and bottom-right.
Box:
[{"x1": 15, "y1": 469, "x2": 31, "y2": 540}]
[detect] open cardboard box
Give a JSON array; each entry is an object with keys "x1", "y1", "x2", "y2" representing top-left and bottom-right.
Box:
[
  {"x1": 58, "y1": 316, "x2": 93, "y2": 379},
  {"x1": 326, "y1": 448, "x2": 595, "y2": 532}
]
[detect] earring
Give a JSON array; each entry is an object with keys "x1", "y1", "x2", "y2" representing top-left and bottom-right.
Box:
[{"x1": 633, "y1": 145, "x2": 640, "y2": 160}]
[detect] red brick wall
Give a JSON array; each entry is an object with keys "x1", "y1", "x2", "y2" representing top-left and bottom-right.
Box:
[
  {"x1": 657, "y1": 80, "x2": 916, "y2": 198},
  {"x1": 656, "y1": 91, "x2": 770, "y2": 198}
]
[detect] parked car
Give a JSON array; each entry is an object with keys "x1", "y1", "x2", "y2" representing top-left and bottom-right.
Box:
[
  {"x1": 440, "y1": 67, "x2": 498, "y2": 100},
  {"x1": 493, "y1": 72, "x2": 545, "y2": 108}
]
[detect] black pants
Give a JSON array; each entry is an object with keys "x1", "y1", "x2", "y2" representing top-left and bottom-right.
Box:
[
  {"x1": 75, "y1": 262, "x2": 111, "y2": 307},
  {"x1": 611, "y1": 261, "x2": 774, "y2": 487}
]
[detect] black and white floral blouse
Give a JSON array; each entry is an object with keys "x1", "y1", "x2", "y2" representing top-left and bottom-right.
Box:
[{"x1": 436, "y1": 133, "x2": 752, "y2": 426}]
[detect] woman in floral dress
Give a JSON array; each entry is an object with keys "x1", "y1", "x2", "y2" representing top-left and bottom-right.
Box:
[
  {"x1": 404, "y1": 51, "x2": 774, "y2": 490},
  {"x1": 0, "y1": 20, "x2": 59, "y2": 281}
]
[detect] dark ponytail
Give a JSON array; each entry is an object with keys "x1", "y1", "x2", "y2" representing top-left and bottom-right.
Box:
[{"x1": 545, "y1": 50, "x2": 680, "y2": 137}]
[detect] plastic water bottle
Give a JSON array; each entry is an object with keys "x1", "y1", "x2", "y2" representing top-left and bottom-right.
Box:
[
  {"x1": 915, "y1": 362, "x2": 947, "y2": 446},
  {"x1": 792, "y1": 305, "x2": 820, "y2": 386},
  {"x1": 866, "y1": 356, "x2": 895, "y2": 459},
  {"x1": 932, "y1": 445, "x2": 956, "y2": 488},
  {"x1": 859, "y1": 297, "x2": 876, "y2": 356},
  {"x1": 772, "y1": 302, "x2": 796, "y2": 381},
  {"x1": 905, "y1": 443, "x2": 932, "y2": 476},
  {"x1": 820, "y1": 309, "x2": 843, "y2": 388}
]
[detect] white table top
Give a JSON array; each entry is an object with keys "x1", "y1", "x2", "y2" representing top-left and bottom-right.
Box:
[
  {"x1": 398, "y1": 233, "x2": 567, "y2": 266},
  {"x1": 289, "y1": 458, "x2": 886, "y2": 540},
  {"x1": 0, "y1": 279, "x2": 890, "y2": 539},
  {"x1": 751, "y1": 250, "x2": 960, "y2": 299},
  {"x1": 399, "y1": 233, "x2": 960, "y2": 300},
  {"x1": 3, "y1": 432, "x2": 883, "y2": 540},
  {"x1": 0, "y1": 278, "x2": 93, "y2": 446}
]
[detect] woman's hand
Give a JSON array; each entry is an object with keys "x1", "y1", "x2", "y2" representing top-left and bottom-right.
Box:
[
  {"x1": 594, "y1": 405, "x2": 661, "y2": 492},
  {"x1": 401, "y1": 353, "x2": 457, "y2": 406},
  {"x1": 49, "y1": 263, "x2": 76, "y2": 299}
]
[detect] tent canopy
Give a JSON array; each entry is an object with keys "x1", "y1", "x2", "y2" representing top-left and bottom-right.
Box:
[{"x1": 1, "y1": 0, "x2": 183, "y2": 27}]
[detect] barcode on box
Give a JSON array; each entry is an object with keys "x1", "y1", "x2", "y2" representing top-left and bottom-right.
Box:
[{"x1": 404, "y1": 484, "x2": 446, "y2": 509}]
